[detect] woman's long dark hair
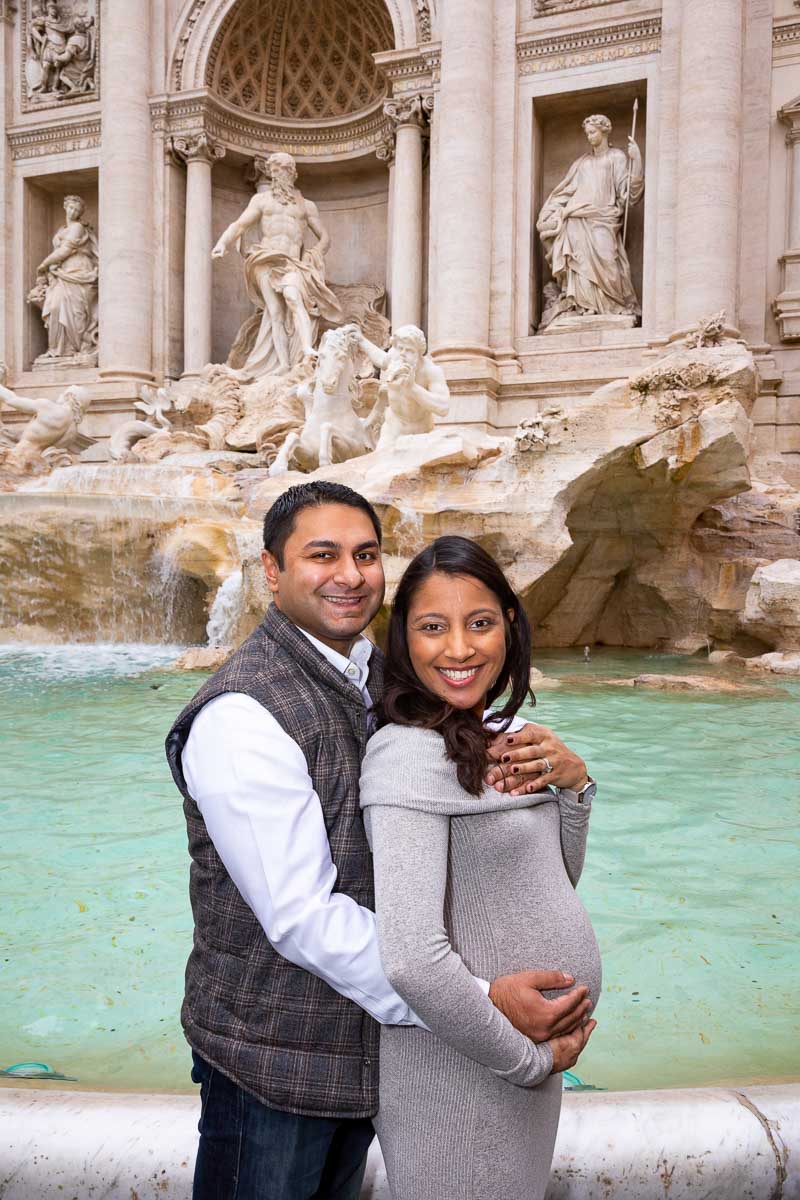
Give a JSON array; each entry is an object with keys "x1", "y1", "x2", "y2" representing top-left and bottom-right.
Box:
[{"x1": 375, "y1": 536, "x2": 534, "y2": 795}]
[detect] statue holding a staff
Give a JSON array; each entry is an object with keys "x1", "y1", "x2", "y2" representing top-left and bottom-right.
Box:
[{"x1": 537, "y1": 108, "x2": 643, "y2": 330}]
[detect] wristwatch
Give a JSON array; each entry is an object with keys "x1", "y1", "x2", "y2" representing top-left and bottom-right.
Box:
[{"x1": 560, "y1": 777, "x2": 596, "y2": 805}]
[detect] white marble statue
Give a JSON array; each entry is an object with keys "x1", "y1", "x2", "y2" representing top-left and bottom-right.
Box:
[
  {"x1": 212, "y1": 152, "x2": 342, "y2": 378},
  {"x1": 356, "y1": 324, "x2": 450, "y2": 451},
  {"x1": 27, "y1": 2, "x2": 96, "y2": 101},
  {"x1": 0, "y1": 379, "x2": 91, "y2": 472},
  {"x1": 269, "y1": 324, "x2": 377, "y2": 474},
  {"x1": 27, "y1": 194, "x2": 98, "y2": 365},
  {"x1": 108, "y1": 387, "x2": 174, "y2": 463},
  {"x1": 537, "y1": 113, "x2": 643, "y2": 329}
]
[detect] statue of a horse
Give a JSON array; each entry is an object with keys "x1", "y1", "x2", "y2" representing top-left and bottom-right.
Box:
[{"x1": 269, "y1": 324, "x2": 380, "y2": 475}]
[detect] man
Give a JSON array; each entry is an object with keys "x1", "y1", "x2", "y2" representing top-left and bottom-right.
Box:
[
  {"x1": 0, "y1": 378, "x2": 90, "y2": 472},
  {"x1": 536, "y1": 113, "x2": 644, "y2": 328},
  {"x1": 212, "y1": 152, "x2": 342, "y2": 377},
  {"x1": 356, "y1": 324, "x2": 449, "y2": 451},
  {"x1": 166, "y1": 481, "x2": 596, "y2": 1200}
]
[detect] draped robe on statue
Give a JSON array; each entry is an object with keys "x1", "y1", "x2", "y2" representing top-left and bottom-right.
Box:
[
  {"x1": 537, "y1": 147, "x2": 643, "y2": 322},
  {"x1": 239, "y1": 243, "x2": 342, "y2": 378}
]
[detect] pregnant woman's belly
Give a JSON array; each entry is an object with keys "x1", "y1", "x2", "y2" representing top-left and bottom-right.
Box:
[{"x1": 447, "y1": 803, "x2": 602, "y2": 1010}]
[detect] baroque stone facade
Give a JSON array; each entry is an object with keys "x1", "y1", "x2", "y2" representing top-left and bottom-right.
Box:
[{"x1": 0, "y1": 0, "x2": 797, "y2": 478}]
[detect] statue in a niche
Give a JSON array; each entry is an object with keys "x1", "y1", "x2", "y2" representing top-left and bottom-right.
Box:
[
  {"x1": 212, "y1": 151, "x2": 343, "y2": 378},
  {"x1": 27, "y1": 2, "x2": 97, "y2": 102},
  {"x1": 27, "y1": 194, "x2": 98, "y2": 366},
  {"x1": 536, "y1": 113, "x2": 643, "y2": 331},
  {"x1": 356, "y1": 325, "x2": 450, "y2": 452},
  {"x1": 0, "y1": 377, "x2": 92, "y2": 472}
]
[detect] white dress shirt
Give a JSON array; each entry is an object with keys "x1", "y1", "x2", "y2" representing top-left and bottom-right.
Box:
[{"x1": 181, "y1": 628, "x2": 528, "y2": 1027}]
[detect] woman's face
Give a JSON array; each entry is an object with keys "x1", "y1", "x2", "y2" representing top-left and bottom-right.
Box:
[{"x1": 406, "y1": 571, "x2": 512, "y2": 716}]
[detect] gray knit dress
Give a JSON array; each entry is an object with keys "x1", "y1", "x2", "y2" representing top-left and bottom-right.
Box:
[{"x1": 360, "y1": 724, "x2": 601, "y2": 1200}]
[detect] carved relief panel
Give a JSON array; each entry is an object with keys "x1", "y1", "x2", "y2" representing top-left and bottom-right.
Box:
[
  {"x1": 22, "y1": 0, "x2": 98, "y2": 111},
  {"x1": 533, "y1": 0, "x2": 626, "y2": 14}
]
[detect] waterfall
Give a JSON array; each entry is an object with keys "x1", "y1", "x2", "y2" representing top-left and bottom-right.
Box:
[{"x1": 206, "y1": 571, "x2": 244, "y2": 647}]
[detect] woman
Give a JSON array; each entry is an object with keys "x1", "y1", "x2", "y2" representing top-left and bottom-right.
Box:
[
  {"x1": 28, "y1": 194, "x2": 98, "y2": 362},
  {"x1": 360, "y1": 536, "x2": 601, "y2": 1199}
]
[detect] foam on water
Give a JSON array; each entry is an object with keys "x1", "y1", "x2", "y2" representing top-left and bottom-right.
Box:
[{"x1": 0, "y1": 642, "x2": 186, "y2": 682}]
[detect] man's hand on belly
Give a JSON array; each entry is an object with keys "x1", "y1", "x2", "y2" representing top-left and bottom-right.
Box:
[{"x1": 488, "y1": 970, "x2": 592, "y2": 1042}]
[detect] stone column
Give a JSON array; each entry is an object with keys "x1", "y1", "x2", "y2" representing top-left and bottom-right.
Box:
[
  {"x1": 383, "y1": 95, "x2": 430, "y2": 329},
  {"x1": 430, "y1": 0, "x2": 493, "y2": 358},
  {"x1": 98, "y1": 2, "x2": 153, "y2": 381},
  {"x1": 376, "y1": 133, "x2": 396, "y2": 309},
  {"x1": 673, "y1": 0, "x2": 743, "y2": 330},
  {"x1": 171, "y1": 133, "x2": 226, "y2": 375},
  {"x1": 774, "y1": 100, "x2": 800, "y2": 342}
]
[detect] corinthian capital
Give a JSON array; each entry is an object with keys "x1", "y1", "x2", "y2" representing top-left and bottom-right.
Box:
[
  {"x1": 383, "y1": 92, "x2": 434, "y2": 131},
  {"x1": 169, "y1": 131, "x2": 226, "y2": 166}
]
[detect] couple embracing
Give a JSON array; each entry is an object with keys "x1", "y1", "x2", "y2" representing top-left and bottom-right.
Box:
[{"x1": 166, "y1": 481, "x2": 601, "y2": 1200}]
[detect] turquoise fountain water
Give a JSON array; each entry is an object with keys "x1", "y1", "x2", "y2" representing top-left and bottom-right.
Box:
[{"x1": 1, "y1": 644, "x2": 798, "y2": 1094}]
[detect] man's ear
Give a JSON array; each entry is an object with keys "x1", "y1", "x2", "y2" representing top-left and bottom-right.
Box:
[{"x1": 262, "y1": 549, "x2": 280, "y2": 595}]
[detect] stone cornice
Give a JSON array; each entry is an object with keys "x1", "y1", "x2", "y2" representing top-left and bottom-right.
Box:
[
  {"x1": 517, "y1": 17, "x2": 661, "y2": 74},
  {"x1": 778, "y1": 95, "x2": 800, "y2": 139},
  {"x1": 773, "y1": 20, "x2": 800, "y2": 47},
  {"x1": 150, "y1": 89, "x2": 393, "y2": 161},
  {"x1": 6, "y1": 114, "x2": 101, "y2": 159},
  {"x1": 374, "y1": 43, "x2": 441, "y2": 97}
]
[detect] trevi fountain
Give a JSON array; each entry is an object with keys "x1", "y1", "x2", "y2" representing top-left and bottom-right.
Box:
[{"x1": 0, "y1": 1, "x2": 799, "y2": 1198}]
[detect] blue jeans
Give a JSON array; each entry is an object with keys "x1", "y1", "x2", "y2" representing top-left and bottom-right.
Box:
[{"x1": 191, "y1": 1053, "x2": 374, "y2": 1200}]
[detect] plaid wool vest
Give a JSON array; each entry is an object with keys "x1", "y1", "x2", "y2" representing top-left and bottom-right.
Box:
[{"x1": 166, "y1": 604, "x2": 383, "y2": 1119}]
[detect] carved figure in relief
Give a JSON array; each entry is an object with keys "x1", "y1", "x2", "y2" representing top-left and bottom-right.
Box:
[
  {"x1": 514, "y1": 405, "x2": 564, "y2": 453},
  {"x1": 0, "y1": 379, "x2": 91, "y2": 472},
  {"x1": 355, "y1": 325, "x2": 450, "y2": 452},
  {"x1": 108, "y1": 387, "x2": 174, "y2": 463},
  {"x1": 27, "y1": 194, "x2": 98, "y2": 365},
  {"x1": 212, "y1": 152, "x2": 342, "y2": 378},
  {"x1": 269, "y1": 325, "x2": 379, "y2": 475},
  {"x1": 537, "y1": 113, "x2": 643, "y2": 329},
  {"x1": 27, "y1": 2, "x2": 96, "y2": 101}
]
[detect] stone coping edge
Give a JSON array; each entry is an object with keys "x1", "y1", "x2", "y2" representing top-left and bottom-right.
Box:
[{"x1": 0, "y1": 1083, "x2": 798, "y2": 1198}]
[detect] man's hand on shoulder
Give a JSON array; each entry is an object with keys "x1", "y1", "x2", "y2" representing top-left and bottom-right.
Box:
[
  {"x1": 488, "y1": 970, "x2": 591, "y2": 1042},
  {"x1": 485, "y1": 722, "x2": 588, "y2": 796}
]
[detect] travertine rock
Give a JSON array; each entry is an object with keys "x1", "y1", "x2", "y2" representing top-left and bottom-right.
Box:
[
  {"x1": 172, "y1": 646, "x2": 233, "y2": 671},
  {"x1": 247, "y1": 338, "x2": 757, "y2": 651},
  {"x1": 741, "y1": 559, "x2": 800, "y2": 650},
  {"x1": 743, "y1": 651, "x2": 800, "y2": 675},
  {"x1": 604, "y1": 673, "x2": 769, "y2": 695}
]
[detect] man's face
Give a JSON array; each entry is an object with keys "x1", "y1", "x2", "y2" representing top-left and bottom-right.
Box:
[
  {"x1": 262, "y1": 502, "x2": 385, "y2": 653},
  {"x1": 391, "y1": 339, "x2": 421, "y2": 371}
]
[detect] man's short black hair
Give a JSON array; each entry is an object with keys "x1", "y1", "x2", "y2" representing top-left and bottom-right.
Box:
[{"x1": 263, "y1": 481, "x2": 382, "y2": 569}]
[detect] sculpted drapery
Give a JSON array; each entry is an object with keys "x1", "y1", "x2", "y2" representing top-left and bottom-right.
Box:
[
  {"x1": 28, "y1": 194, "x2": 98, "y2": 363},
  {"x1": 537, "y1": 114, "x2": 644, "y2": 328}
]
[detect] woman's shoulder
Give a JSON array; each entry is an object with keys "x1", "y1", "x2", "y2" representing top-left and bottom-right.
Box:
[
  {"x1": 361, "y1": 723, "x2": 453, "y2": 812},
  {"x1": 366, "y1": 722, "x2": 443, "y2": 753}
]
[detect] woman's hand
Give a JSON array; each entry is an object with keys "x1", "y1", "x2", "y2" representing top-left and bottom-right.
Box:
[
  {"x1": 548, "y1": 1018, "x2": 597, "y2": 1074},
  {"x1": 485, "y1": 722, "x2": 588, "y2": 795}
]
